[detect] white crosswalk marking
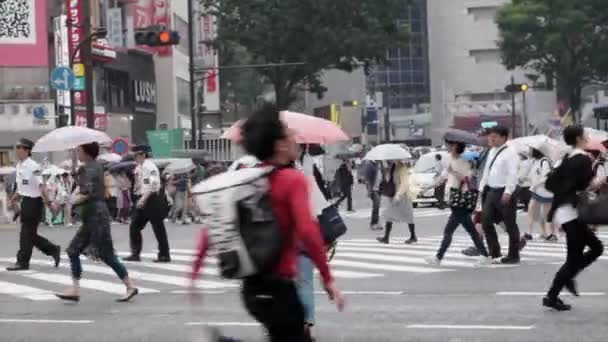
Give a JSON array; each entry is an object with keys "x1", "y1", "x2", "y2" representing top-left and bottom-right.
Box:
[{"x1": 0, "y1": 232, "x2": 605, "y2": 302}]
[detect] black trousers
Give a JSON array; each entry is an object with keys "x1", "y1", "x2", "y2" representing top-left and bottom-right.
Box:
[
  {"x1": 481, "y1": 187, "x2": 520, "y2": 259},
  {"x1": 129, "y1": 194, "x2": 170, "y2": 258},
  {"x1": 370, "y1": 191, "x2": 381, "y2": 226},
  {"x1": 242, "y1": 275, "x2": 309, "y2": 342},
  {"x1": 547, "y1": 219, "x2": 604, "y2": 299},
  {"x1": 335, "y1": 186, "x2": 353, "y2": 211},
  {"x1": 434, "y1": 183, "x2": 446, "y2": 207},
  {"x1": 16, "y1": 197, "x2": 57, "y2": 266}
]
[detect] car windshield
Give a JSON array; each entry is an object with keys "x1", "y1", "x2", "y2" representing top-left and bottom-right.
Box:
[{"x1": 414, "y1": 153, "x2": 445, "y2": 173}]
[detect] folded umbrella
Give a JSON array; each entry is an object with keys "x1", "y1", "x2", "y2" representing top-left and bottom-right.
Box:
[
  {"x1": 222, "y1": 111, "x2": 349, "y2": 144},
  {"x1": 33, "y1": 126, "x2": 112, "y2": 153},
  {"x1": 364, "y1": 144, "x2": 412, "y2": 161}
]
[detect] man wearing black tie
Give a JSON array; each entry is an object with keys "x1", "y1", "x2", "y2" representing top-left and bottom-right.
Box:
[{"x1": 478, "y1": 126, "x2": 522, "y2": 264}]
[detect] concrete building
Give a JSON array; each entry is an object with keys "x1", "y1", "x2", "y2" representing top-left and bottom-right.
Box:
[{"x1": 427, "y1": 0, "x2": 556, "y2": 140}]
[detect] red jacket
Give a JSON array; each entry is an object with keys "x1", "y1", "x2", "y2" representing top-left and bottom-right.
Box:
[{"x1": 191, "y1": 167, "x2": 333, "y2": 286}]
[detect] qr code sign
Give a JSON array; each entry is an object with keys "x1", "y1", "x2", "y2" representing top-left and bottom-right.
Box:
[{"x1": 0, "y1": 0, "x2": 36, "y2": 44}]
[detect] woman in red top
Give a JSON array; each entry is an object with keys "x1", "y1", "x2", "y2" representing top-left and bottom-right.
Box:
[{"x1": 191, "y1": 104, "x2": 344, "y2": 342}]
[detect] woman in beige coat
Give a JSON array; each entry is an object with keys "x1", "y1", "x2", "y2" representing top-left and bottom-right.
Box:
[{"x1": 377, "y1": 161, "x2": 417, "y2": 244}]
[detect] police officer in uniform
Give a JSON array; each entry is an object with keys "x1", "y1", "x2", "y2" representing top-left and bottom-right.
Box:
[
  {"x1": 124, "y1": 145, "x2": 171, "y2": 262},
  {"x1": 6, "y1": 139, "x2": 61, "y2": 271}
]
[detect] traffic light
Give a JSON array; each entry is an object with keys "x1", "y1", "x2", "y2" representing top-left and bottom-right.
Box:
[
  {"x1": 505, "y1": 83, "x2": 529, "y2": 93},
  {"x1": 135, "y1": 27, "x2": 180, "y2": 46}
]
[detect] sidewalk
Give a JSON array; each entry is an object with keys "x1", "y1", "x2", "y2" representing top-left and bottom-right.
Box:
[{"x1": 0, "y1": 223, "x2": 16, "y2": 230}]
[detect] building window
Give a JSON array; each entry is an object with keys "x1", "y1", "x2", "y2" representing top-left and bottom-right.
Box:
[
  {"x1": 467, "y1": 6, "x2": 498, "y2": 21},
  {"x1": 177, "y1": 77, "x2": 191, "y2": 115},
  {"x1": 469, "y1": 49, "x2": 501, "y2": 63},
  {"x1": 0, "y1": 151, "x2": 10, "y2": 166},
  {"x1": 174, "y1": 15, "x2": 190, "y2": 55}
]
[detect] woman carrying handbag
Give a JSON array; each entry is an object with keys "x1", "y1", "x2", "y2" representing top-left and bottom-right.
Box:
[
  {"x1": 377, "y1": 161, "x2": 417, "y2": 244},
  {"x1": 426, "y1": 141, "x2": 490, "y2": 266}
]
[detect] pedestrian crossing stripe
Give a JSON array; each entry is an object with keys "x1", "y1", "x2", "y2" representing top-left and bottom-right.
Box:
[{"x1": 0, "y1": 233, "x2": 604, "y2": 302}]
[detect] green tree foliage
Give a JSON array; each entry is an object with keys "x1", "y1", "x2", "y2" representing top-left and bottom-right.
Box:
[
  {"x1": 496, "y1": 0, "x2": 608, "y2": 121},
  {"x1": 201, "y1": 0, "x2": 409, "y2": 109}
]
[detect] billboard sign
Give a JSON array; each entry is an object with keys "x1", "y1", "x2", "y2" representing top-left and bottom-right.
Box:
[{"x1": 0, "y1": 0, "x2": 49, "y2": 66}]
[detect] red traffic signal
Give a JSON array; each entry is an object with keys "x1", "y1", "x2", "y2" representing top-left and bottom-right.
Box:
[{"x1": 135, "y1": 28, "x2": 180, "y2": 46}]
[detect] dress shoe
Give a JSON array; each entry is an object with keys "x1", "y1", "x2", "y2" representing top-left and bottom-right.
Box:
[
  {"x1": 500, "y1": 256, "x2": 520, "y2": 264},
  {"x1": 6, "y1": 264, "x2": 29, "y2": 271},
  {"x1": 404, "y1": 237, "x2": 417, "y2": 244},
  {"x1": 116, "y1": 288, "x2": 139, "y2": 302},
  {"x1": 543, "y1": 297, "x2": 571, "y2": 311},
  {"x1": 53, "y1": 246, "x2": 61, "y2": 267},
  {"x1": 153, "y1": 256, "x2": 171, "y2": 263},
  {"x1": 376, "y1": 237, "x2": 389, "y2": 244},
  {"x1": 123, "y1": 255, "x2": 141, "y2": 262},
  {"x1": 55, "y1": 293, "x2": 80, "y2": 302}
]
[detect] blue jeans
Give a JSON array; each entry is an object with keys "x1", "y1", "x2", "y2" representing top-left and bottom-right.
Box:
[
  {"x1": 437, "y1": 208, "x2": 488, "y2": 260},
  {"x1": 296, "y1": 255, "x2": 315, "y2": 324}
]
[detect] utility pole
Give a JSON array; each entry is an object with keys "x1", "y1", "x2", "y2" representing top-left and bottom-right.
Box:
[
  {"x1": 82, "y1": 0, "x2": 95, "y2": 129},
  {"x1": 522, "y1": 89, "x2": 528, "y2": 136},
  {"x1": 188, "y1": 0, "x2": 197, "y2": 148},
  {"x1": 510, "y1": 76, "x2": 516, "y2": 137}
]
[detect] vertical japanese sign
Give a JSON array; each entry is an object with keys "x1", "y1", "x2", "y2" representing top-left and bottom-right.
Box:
[
  {"x1": 67, "y1": 0, "x2": 87, "y2": 127},
  {"x1": 106, "y1": 7, "x2": 123, "y2": 48},
  {"x1": 53, "y1": 15, "x2": 71, "y2": 121},
  {"x1": 200, "y1": 13, "x2": 220, "y2": 112}
]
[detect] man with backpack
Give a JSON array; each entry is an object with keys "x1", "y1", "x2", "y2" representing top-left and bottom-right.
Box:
[{"x1": 190, "y1": 104, "x2": 344, "y2": 342}]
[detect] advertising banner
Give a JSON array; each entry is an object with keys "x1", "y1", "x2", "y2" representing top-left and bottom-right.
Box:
[
  {"x1": 0, "y1": 0, "x2": 48, "y2": 66},
  {"x1": 128, "y1": 0, "x2": 171, "y2": 56}
]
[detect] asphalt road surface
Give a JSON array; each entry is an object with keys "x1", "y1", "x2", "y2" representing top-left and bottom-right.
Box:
[{"x1": 2, "y1": 186, "x2": 608, "y2": 341}]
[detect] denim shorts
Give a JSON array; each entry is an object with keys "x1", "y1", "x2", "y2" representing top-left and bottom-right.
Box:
[{"x1": 531, "y1": 192, "x2": 553, "y2": 204}]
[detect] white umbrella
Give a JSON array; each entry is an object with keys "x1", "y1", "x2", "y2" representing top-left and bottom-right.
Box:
[
  {"x1": 32, "y1": 126, "x2": 112, "y2": 153},
  {"x1": 43, "y1": 165, "x2": 67, "y2": 177},
  {"x1": 0, "y1": 166, "x2": 15, "y2": 176},
  {"x1": 509, "y1": 135, "x2": 568, "y2": 162},
  {"x1": 585, "y1": 128, "x2": 608, "y2": 142},
  {"x1": 98, "y1": 153, "x2": 122, "y2": 163},
  {"x1": 165, "y1": 159, "x2": 196, "y2": 174},
  {"x1": 364, "y1": 144, "x2": 413, "y2": 161},
  {"x1": 59, "y1": 159, "x2": 81, "y2": 170}
]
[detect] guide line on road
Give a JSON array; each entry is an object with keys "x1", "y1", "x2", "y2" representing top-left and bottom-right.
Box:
[
  {"x1": 406, "y1": 324, "x2": 535, "y2": 330},
  {"x1": 0, "y1": 319, "x2": 93, "y2": 324}
]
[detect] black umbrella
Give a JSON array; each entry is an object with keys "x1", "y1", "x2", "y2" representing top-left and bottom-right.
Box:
[{"x1": 442, "y1": 128, "x2": 487, "y2": 146}]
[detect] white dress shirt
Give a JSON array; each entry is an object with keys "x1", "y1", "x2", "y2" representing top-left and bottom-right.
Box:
[
  {"x1": 135, "y1": 159, "x2": 161, "y2": 195},
  {"x1": 479, "y1": 144, "x2": 520, "y2": 195},
  {"x1": 16, "y1": 157, "x2": 43, "y2": 198}
]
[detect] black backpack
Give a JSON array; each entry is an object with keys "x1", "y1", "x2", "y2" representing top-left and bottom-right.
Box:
[{"x1": 545, "y1": 156, "x2": 567, "y2": 194}]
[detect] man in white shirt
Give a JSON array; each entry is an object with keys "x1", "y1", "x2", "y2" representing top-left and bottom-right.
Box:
[
  {"x1": 6, "y1": 138, "x2": 61, "y2": 271},
  {"x1": 124, "y1": 145, "x2": 171, "y2": 263},
  {"x1": 478, "y1": 126, "x2": 522, "y2": 264}
]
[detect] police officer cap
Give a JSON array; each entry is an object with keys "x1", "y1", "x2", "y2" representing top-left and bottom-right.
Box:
[
  {"x1": 16, "y1": 138, "x2": 34, "y2": 150},
  {"x1": 132, "y1": 144, "x2": 151, "y2": 154}
]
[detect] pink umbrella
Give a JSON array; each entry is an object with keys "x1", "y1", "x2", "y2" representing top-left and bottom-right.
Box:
[
  {"x1": 222, "y1": 111, "x2": 349, "y2": 144},
  {"x1": 585, "y1": 137, "x2": 607, "y2": 153}
]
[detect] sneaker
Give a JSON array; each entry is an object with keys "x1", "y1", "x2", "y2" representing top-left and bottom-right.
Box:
[
  {"x1": 425, "y1": 256, "x2": 441, "y2": 266},
  {"x1": 546, "y1": 234, "x2": 559, "y2": 242},
  {"x1": 462, "y1": 246, "x2": 481, "y2": 257},
  {"x1": 491, "y1": 257, "x2": 503, "y2": 265},
  {"x1": 523, "y1": 233, "x2": 533, "y2": 240},
  {"x1": 542, "y1": 297, "x2": 572, "y2": 311},
  {"x1": 476, "y1": 256, "x2": 492, "y2": 266}
]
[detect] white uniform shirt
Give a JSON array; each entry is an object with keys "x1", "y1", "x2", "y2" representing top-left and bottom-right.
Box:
[
  {"x1": 479, "y1": 144, "x2": 520, "y2": 195},
  {"x1": 297, "y1": 155, "x2": 330, "y2": 216},
  {"x1": 16, "y1": 157, "x2": 43, "y2": 198},
  {"x1": 135, "y1": 159, "x2": 161, "y2": 195}
]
